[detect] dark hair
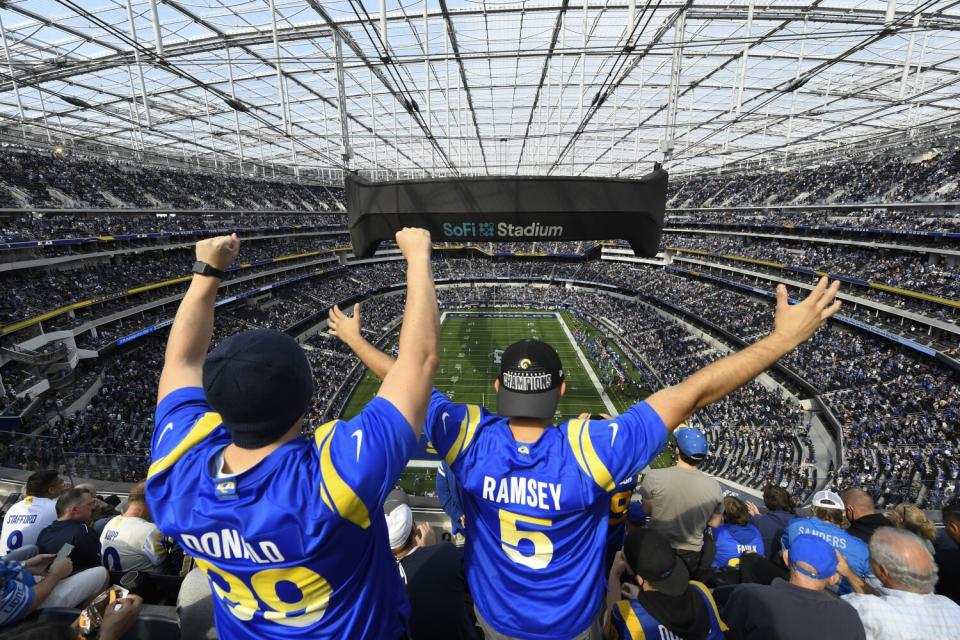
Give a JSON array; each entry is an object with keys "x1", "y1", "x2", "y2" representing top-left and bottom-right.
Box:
[
  {"x1": 723, "y1": 496, "x2": 751, "y2": 526},
  {"x1": 677, "y1": 449, "x2": 705, "y2": 467},
  {"x1": 55, "y1": 488, "x2": 89, "y2": 517},
  {"x1": 762, "y1": 485, "x2": 796, "y2": 513},
  {"x1": 25, "y1": 469, "x2": 61, "y2": 497},
  {"x1": 127, "y1": 481, "x2": 147, "y2": 505},
  {"x1": 943, "y1": 499, "x2": 960, "y2": 526}
]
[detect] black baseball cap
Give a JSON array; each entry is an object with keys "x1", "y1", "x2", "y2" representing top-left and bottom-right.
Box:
[
  {"x1": 202, "y1": 329, "x2": 314, "y2": 449},
  {"x1": 623, "y1": 528, "x2": 689, "y2": 597},
  {"x1": 496, "y1": 339, "x2": 564, "y2": 420}
]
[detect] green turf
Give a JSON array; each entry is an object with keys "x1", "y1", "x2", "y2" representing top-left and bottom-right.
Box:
[
  {"x1": 343, "y1": 310, "x2": 611, "y2": 420},
  {"x1": 341, "y1": 308, "x2": 676, "y2": 486}
]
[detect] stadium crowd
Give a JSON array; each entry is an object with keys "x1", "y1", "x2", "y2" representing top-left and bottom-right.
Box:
[{"x1": 0, "y1": 148, "x2": 343, "y2": 211}]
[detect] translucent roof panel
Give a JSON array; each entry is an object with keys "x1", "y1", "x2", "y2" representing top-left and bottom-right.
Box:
[{"x1": 1, "y1": 1, "x2": 958, "y2": 181}]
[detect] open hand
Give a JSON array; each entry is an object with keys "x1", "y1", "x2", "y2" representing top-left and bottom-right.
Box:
[
  {"x1": 196, "y1": 233, "x2": 240, "y2": 271},
  {"x1": 328, "y1": 304, "x2": 362, "y2": 345},
  {"x1": 772, "y1": 277, "x2": 841, "y2": 349},
  {"x1": 415, "y1": 523, "x2": 437, "y2": 547}
]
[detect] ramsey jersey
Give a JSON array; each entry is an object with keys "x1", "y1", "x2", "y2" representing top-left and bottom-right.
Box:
[
  {"x1": 146, "y1": 387, "x2": 416, "y2": 639},
  {"x1": 782, "y1": 517, "x2": 870, "y2": 594},
  {"x1": 713, "y1": 523, "x2": 764, "y2": 568},
  {"x1": 100, "y1": 515, "x2": 166, "y2": 572},
  {"x1": 609, "y1": 581, "x2": 728, "y2": 640},
  {"x1": 605, "y1": 475, "x2": 638, "y2": 571},
  {"x1": 424, "y1": 389, "x2": 668, "y2": 640},
  {"x1": 0, "y1": 496, "x2": 57, "y2": 555}
]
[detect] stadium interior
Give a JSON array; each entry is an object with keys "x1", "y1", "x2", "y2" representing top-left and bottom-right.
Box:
[{"x1": 0, "y1": 0, "x2": 957, "y2": 637}]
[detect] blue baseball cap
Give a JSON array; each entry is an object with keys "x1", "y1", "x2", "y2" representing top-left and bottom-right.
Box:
[
  {"x1": 627, "y1": 501, "x2": 647, "y2": 526},
  {"x1": 789, "y1": 534, "x2": 838, "y2": 580},
  {"x1": 675, "y1": 426, "x2": 708, "y2": 459}
]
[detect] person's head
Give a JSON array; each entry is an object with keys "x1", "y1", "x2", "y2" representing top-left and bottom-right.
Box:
[
  {"x1": 893, "y1": 503, "x2": 936, "y2": 543},
  {"x1": 56, "y1": 488, "x2": 96, "y2": 521},
  {"x1": 385, "y1": 504, "x2": 416, "y2": 556},
  {"x1": 762, "y1": 485, "x2": 795, "y2": 513},
  {"x1": 841, "y1": 487, "x2": 876, "y2": 522},
  {"x1": 784, "y1": 534, "x2": 840, "y2": 591},
  {"x1": 723, "y1": 495, "x2": 751, "y2": 526},
  {"x1": 494, "y1": 339, "x2": 566, "y2": 424},
  {"x1": 622, "y1": 528, "x2": 690, "y2": 596},
  {"x1": 24, "y1": 469, "x2": 67, "y2": 499},
  {"x1": 124, "y1": 481, "x2": 151, "y2": 520},
  {"x1": 203, "y1": 329, "x2": 314, "y2": 449},
  {"x1": 869, "y1": 527, "x2": 938, "y2": 594},
  {"x1": 811, "y1": 490, "x2": 845, "y2": 526},
  {"x1": 942, "y1": 499, "x2": 960, "y2": 544},
  {"x1": 673, "y1": 426, "x2": 708, "y2": 467}
]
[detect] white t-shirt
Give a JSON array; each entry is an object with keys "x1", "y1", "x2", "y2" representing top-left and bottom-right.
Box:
[
  {"x1": 0, "y1": 496, "x2": 57, "y2": 555},
  {"x1": 99, "y1": 515, "x2": 166, "y2": 572}
]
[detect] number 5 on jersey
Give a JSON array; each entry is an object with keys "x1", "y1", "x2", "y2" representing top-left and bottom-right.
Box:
[{"x1": 499, "y1": 509, "x2": 553, "y2": 570}]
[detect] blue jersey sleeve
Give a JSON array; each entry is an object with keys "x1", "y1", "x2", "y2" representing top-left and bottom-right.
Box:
[
  {"x1": 153, "y1": 387, "x2": 222, "y2": 461},
  {"x1": 564, "y1": 402, "x2": 668, "y2": 494},
  {"x1": 0, "y1": 561, "x2": 34, "y2": 627},
  {"x1": 423, "y1": 389, "x2": 483, "y2": 469},
  {"x1": 312, "y1": 397, "x2": 417, "y2": 528}
]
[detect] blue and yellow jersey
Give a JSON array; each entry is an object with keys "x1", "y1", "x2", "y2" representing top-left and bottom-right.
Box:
[
  {"x1": 605, "y1": 475, "x2": 638, "y2": 571},
  {"x1": 145, "y1": 387, "x2": 415, "y2": 639},
  {"x1": 609, "y1": 581, "x2": 728, "y2": 640},
  {"x1": 712, "y1": 523, "x2": 764, "y2": 568},
  {"x1": 424, "y1": 389, "x2": 667, "y2": 640},
  {"x1": 782, "y1": 516, "x2": 870, "y2": 594}
]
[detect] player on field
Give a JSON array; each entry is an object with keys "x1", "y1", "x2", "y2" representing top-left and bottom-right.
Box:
[
  {"x1": 146, "y1": 228, "x2": 439, "y2": 639},
  {"x1": 332, "y1": 277, "x2": 841, "y2": 640}
]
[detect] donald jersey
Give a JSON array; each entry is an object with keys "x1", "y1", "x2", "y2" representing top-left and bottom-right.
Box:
[
  {"x1": 609, "y1": 581, "x2": 727, "y2": 640},
  {"x1": 424, "y1": 389, "x2": 668, "y2": 640},
  {"x1": 782, "y1": 517, "x2": 870, "y2": 594},
  {"x1": 145, "y1": 387, "x2": 416, "y2": 639}
]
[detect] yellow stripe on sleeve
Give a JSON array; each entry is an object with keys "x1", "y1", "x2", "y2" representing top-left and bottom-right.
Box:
[
  {"x1": 580, "y1": 421, "x2": 616, "y2": 492},
  {"x1": 617, "y1": 600, "x2": 645, "y2": 639},
  {"x1": 443, "y1": 405, "x2": 481, "y2": 466},
  {"x1": 567, "y1": 418, "x2": 616, "y2": 491},
  {"x1": 315, "y1": 420, "x2": 371, "y2": 528},
  {"x1": 567, "y1": 419, "x2": 590, "y2": 477},
  {"x1": 147, "y1": 412, "x2": 223, "y2": 479},
  {"x1": 690, "y1": 580, "x2": 729, "y2": 631}
]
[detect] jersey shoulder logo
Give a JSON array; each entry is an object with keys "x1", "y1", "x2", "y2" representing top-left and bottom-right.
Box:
[
  {"x1": 609, "y1": 422, "x2": 619, "y2": 446},
  {"x1": 351, "y1": 429, "x2": 363, "y2": 461},
  {"x1": 157, "y1": 422, "x2": 174, "y2": 445}
]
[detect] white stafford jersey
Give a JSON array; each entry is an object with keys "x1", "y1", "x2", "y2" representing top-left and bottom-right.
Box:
[
  {"x1": 99, "y1": 515, "x2": 166, "y2": 572},
  {"x1": 0, "y1": 496, "x2": 57, "y2": 555}
]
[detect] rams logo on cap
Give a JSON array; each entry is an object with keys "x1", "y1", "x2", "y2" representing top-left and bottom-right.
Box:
[{"x1": 518, "y1": 358, "x2": 532, "y2": 370}]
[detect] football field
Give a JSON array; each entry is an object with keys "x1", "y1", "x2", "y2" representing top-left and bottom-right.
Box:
[
  {"x1": 343, "y1": 310, "x2": 614, "y2": 420},
  {"x1": 341, "y1": 308, "x2": 674, "y2": 494}
]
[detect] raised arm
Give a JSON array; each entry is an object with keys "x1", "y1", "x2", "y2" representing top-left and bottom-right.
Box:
[
  {"x1": 157, "y1": 233, "x2": 240, "y2": 403},
  {"x1": 335, "y1": 228, "x2": 439, "y2": 436},
  {"x1": 645, "y1": 277, "x2": 841, "y2": 432}
]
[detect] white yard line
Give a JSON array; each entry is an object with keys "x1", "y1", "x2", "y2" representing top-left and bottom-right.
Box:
[{"x1": 556, "y1": 313, "x2": 618, "y2": 416}]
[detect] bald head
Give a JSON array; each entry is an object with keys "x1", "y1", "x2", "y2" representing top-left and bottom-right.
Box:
[
  {"x1": 842, "y1": 488, "x2": 875, "y2": 520},
  {"x1": 869, "y1": 527, "x2": 937, "y2": 594}
]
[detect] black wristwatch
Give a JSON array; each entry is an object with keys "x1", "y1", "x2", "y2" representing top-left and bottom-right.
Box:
[{"x1": 192, "y1": 260, "x2": 226, "y2": 279}]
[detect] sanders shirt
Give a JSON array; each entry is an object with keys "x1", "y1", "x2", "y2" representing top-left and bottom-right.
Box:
[
  {"x1": 424, "y1": 389, "x2": 668, "y2": 640},
  {"x1": 781, "y1": 517, "x2": 870, "y2": 594},
  {"x1": 0, "y1": 497, "x2": 57, "y2": 555},
  {"x1": 146, "y1": 387, "x2": 416, "y2": 639}
]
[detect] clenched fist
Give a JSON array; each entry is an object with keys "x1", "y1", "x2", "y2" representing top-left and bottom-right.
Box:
[
  {"x1": 196, "y1": 233, "x2": 240, "y2": 271},
  {"x1": 394, "y1": 227, "x2": 432, "y2": 261}
]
